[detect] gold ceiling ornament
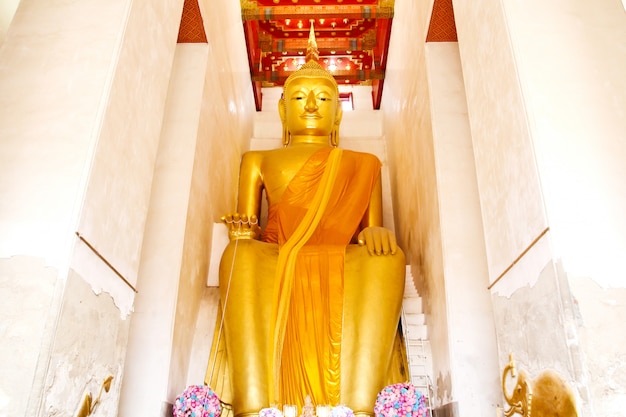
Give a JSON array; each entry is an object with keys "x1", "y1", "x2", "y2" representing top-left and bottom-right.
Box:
[
  {"x1": 240, "y1": 0, "x2": 259, "y2": 21},
  {"x1": 259, "y1": 32, "x2": 273, "y2": 52},
  {"x1": 363, "y1": 30, "x2": 376, "y2": 49},
  {"x1": 377, "y1": 0, "x2": 395, "y2": 18}
]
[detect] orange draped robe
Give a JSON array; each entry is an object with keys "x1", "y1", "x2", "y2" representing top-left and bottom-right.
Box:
[{"x1": 262, "y1": 147, "x2": 382, "y2": 408}]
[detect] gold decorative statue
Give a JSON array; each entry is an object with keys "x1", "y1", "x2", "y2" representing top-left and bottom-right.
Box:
[
  {"x1": 502, "y1": 354, "x2": 578, "y2": 417},
  {"x1": 215, "y1": 25, "x2": 405, "y2": 417}
]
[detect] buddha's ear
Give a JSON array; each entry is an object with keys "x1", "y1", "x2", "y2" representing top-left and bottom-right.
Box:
[
  {"x1": 278, "y1": 97, "x2": 290, "y2": 147},
  {"x1": 335, "y1": 103, "x2": 343, "y2": 127},
  {"x1": 278, "y1": 97, "x2": 286, "y2": 124}
]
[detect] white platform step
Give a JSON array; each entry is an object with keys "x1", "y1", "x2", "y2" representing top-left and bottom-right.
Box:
[{"x1": 401, "y1": 267, "x2": 433, "y2": 409}]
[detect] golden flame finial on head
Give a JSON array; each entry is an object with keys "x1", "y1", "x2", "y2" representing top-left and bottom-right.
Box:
[
  {"x1": 283, "y1": 21, "x2": 338, "y2": 95},
  {"x1": 306, "y1": 21, "x2": 319, "y2": 62}
]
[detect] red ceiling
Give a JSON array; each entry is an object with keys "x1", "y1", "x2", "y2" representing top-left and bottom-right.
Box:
[
  {"x1": 178, "y1": 0, "x2": 457, "y2": 110},
  {"x1": 241, "y1": 0, "x2": 393, "y2": 110}
]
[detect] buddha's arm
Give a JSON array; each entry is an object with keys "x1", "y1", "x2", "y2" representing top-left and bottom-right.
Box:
[
  {"x1": 222, "y1": 152, "x2": 264, "y2": 240},
  {"x1": 361, "y1": 174, "x2": 384, "y2": 228},
  {"x1": 236, "y1": 151, "x2": 264, "y2": 216},
  {"x1": 357, "y1": 174, "x2": 399, "y2": 255}
]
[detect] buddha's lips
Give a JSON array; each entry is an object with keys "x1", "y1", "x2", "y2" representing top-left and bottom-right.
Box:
[{"x1": 300, "y1": 113, "x2": 322, "y2": 119}]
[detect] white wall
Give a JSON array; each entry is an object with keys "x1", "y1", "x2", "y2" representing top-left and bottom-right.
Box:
[
  {"x1": 0, "y1": 0, "x2": 19, "y2": 44},
  {"x1": 0, "y1": 1, "x2": 137, "y2": 415},
  {"x1": 501, "y1": 0, "x2": 626, "y2": 414},
  {"x1": 503, "y1": 0, "x2": 626, "y2": 288},
  {"x1": 453, "y1": 0, "x2": 626, "y2": 415}
]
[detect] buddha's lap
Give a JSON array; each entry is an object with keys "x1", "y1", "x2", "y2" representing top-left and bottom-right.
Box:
[
  {"x1": 217, "y1": 239, "x2": 405, "y2": 409},
  {"x1": 219, "y1": 239, "x2": 405, "y2": 286},
  {"x1": 219, "y1": 239, "x2": 405, "y2": 315}
]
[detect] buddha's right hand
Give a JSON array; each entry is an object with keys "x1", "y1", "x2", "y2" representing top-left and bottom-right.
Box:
[
  {"x1": 357, "y1": 226, "x2": 398, "y2": 256},
  {"x1": 221, "y1": 213, "x2": 261, "y2": 240}
]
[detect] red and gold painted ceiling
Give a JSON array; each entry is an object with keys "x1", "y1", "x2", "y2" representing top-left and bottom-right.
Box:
[
  {"x1": 178, "y1": 0, "x2": 457, "y2": 110},
  {"x1": 241, "y1": 0, "x2": 393, "y2": 110}
]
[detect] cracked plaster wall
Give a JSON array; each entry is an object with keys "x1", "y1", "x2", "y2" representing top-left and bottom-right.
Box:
[{"x1": 37, "y1": 271, "x2": 129, "y2": 417}]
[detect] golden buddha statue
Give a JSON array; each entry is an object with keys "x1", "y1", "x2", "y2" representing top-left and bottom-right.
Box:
[{"x1": 214, "y1": 25, "x2": 405, "y2": 417}]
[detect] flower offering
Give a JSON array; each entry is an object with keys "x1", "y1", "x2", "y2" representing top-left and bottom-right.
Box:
[
  {"x1": 173, "y1": 384, "x2": 222, "y2": 417},
  {"x1": 331, "y1": 405, "x2": 355, "y2": 417},
  {"x1": 260, "y1": 407, "x2": 284, "y2": 417},
  {"x1": 374, "y1": 383, "x2": 428, "y2": 417}
]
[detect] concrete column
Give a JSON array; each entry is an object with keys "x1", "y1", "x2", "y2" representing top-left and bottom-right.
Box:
[{"x1": 426, "y1": 42, "x2": 501, "y2": 416}]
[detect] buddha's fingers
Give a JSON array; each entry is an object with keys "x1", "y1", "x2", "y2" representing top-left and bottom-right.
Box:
[
  {"x1": 357, "y1": 229, "x2": 373, "y2": 255},
  {"x1": 380, "y1": 232, "x2": 391, "y2": 255},
  {"x1": 371, "y1": 230, "x2": 383, "y2": 255},
  {"x1": 358, "y1": 227, "x2": 400, "y2": 256},
  {"x1": 388, "y1": 232, "x2": 398, "y2": 255}
]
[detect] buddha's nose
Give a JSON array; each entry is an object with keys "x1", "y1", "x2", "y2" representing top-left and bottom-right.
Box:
[{"x1": 305, "y1": 90, "x2": 318, "y2": 111}]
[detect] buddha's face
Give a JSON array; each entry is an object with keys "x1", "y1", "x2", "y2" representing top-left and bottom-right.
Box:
[{"x1": 282, "y1": 77, "x2": 341, "y2": 137}]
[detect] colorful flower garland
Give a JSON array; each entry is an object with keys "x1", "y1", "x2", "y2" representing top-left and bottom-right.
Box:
[
  {"x1": 173, "y1": 385, "x2": 222, "y2": 417},
  {"x1": 374, "y1": 383, "x2": 428, "y2": 417}
]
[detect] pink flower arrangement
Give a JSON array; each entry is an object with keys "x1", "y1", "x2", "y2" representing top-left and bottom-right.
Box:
[
  {"x1": 173, "y1": 385, "x2": 222, "y2": 417},
  {"x1": 374, "y1": 383, "x2": 428, "y2": 417}
]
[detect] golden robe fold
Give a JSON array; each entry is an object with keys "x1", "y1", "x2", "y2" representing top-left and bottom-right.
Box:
[{"x1": 262, "y1": 147, "x2": 382, "y2": 408}]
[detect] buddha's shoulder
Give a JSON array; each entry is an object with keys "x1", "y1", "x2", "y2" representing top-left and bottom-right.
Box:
[
  {"x1": 243, "y1": 146, "x2": 321, "y2": 160},
  {"x1": 341, "y1": 149, "x2": 381, "y2": 165},
  {"x1": 242, "y1": 149, "x2": 282, "y2": 162},
  {"x1": 241, "y1": 148, "x2": 310, "y2": 169}
]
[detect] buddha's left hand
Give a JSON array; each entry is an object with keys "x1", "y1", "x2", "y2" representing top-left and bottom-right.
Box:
[
  {"x1": 221, "y1": 213, "x2": 262, "y2": 240},
  {"x1": 357, "y1": 226, "x2": 398, "y2": 256}
]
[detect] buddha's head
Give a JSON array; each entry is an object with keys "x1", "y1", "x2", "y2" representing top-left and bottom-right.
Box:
[{"x1": 279, "y1": 24, "x2": 342, "y2": 146}]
